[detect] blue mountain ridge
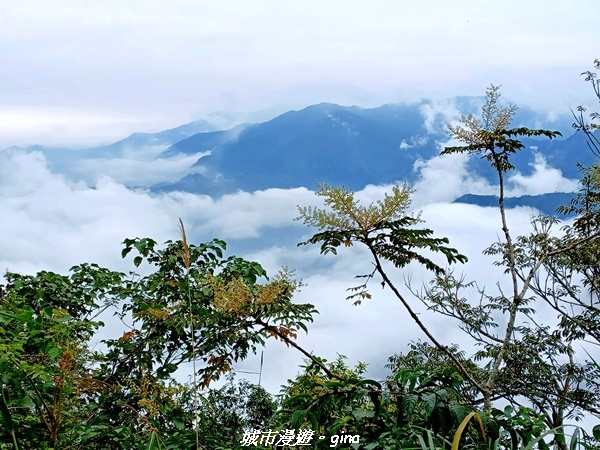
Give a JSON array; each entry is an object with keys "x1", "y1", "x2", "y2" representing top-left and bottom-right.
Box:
[
  {"x1": 85, "y1": 119, "x2": 216, "y2": 159},
  {"x1": 454, "y1": 192, "x2": 577, "y2": 217},
  {"x1": 3, "y1": 97, "x2": 593, "y2": 214},
  {"x1": 1, "y1": 119, "x2": 216, "y2": 177},
  {"x1": 150, "y1": 101, "x2": 591, "y2": 199}
]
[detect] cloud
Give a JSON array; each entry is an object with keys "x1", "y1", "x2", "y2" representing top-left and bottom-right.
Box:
[
  {"x1": 0, "y1": 149, "x2": 315, "y2": 274},
  {"x1": 407, "y1": 143, "x2": 580, "y2": 207},
  {"x1": 410, "y1": 151, "x2": 496, "y2": 207},
  {"x1": 74, "y1": 151, "x2": 210, "y2": 186},
  {"x1": 506, "y1": 153, "x2": 580, "y2": 196},
  {"x1": 184, "y1": 187, "x2": 315, "y2": 239},
  {"x1": 399, "y1": 135, "x2": 428, "y2": 149},
  {"x1": 0, "y1": 149, "x2": 173, "y2": 274},
  {"x1": 0, "y1": 106, "x2": 163, "y2": 148},
  {"x1": 0, "y1": 145, "x2": 590, "y2": 400},
  {"x1": 1, "y1": 1, "x2": 597, "y2": 145},
  {"x1": 419, "y1": 99, "x2": 464, "y2": 135}
]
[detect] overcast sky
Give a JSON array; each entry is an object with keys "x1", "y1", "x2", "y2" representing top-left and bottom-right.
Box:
[{"x1": 1, "y1": 0, "x2": 599, "y2": 147}]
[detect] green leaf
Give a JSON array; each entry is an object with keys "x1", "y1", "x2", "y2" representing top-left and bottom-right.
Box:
[
  {"x1": 403, "y1": 394, "x2": 418, "y2": 419},
  {"x1": 291, "y1": 409, "x2": 307, "y2": 428},
  {"x1": 449, "y1": 405, "x2": 465, "y2": 424},
  {"x1": 121, "y1": 246, "x2": 132, "y2": 258},
  {"x1": 352, "y1": 407, "x2": 374, "y2": 421},
  {"x1": 134, "y1": 240, "x2": 145, "y2": 254},
  {"x1": 0, "y1": 311, "x2": 20, "y2": 324},
  {"x1": 0, "y1": 389, "x2": 14, "y2": 433},
  {"x1": 593, "y1": 424, "x2": 600, "y2": 441},
  {"x1": 569, "y1": 428, "x2": 579, "y2": 450},
  {"x1": 422, "y1": 393, "x2": 436, "y2": 417},
  {"x1": 13, "y1": 397, "x2": 35, "y2": 409},
  {"x1": 47, "y1": 346, "x2": 63, "y2": 361}
]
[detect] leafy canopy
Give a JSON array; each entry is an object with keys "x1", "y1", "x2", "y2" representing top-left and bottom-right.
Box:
[
  {"x1": 297, "y1": 181, "x2": 414, "y2": 232},
  {"x1": 296, "y1": 182, "x2": 467, "y2": 308},
  {"x1": 444, "y1": 85, "x2": 562, "y2": 172}
]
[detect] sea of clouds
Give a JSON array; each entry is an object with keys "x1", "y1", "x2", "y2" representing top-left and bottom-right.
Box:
[{"x1": 0, "y1": 131, "x2": 588, "y2": 397}]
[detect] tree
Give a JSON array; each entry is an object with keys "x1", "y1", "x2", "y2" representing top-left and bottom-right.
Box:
[
  {"x1": 295, "y1": 182, "x2": 475, "y2": 385},
  {"x1": 189, "y1": 374, "x2": 277, "y2": 449},
  {"x1": 0, "y1": 227, "x2": 318, "y2": 449},
  {"x1": 297, "y1": 86, "x2": 564, "y2": 411},
  {"x1": 572, "y1": 59, "x2": 600, "y2": 158},
  {"x1": 415, "y1": 85, "x2": 599, "y2": 447},
  {"x1": 540, "y1": 60, "x2": 600, "y2": 348},
  {"x1": 295, "y1": 84, "x2": 600, "y2": 449},
  {"x1": 272, "y1": 354, "x2": 478, "y2": 449}
]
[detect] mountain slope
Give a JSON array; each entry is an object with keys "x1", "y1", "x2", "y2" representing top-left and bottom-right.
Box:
[
  {"x1": 454, "y1": 192, "x2": 577, "y2": 217},
  {"x1": 153, "y1": 102, "x2": 439, "y2": 194},
  {"x1": 152, "y1": 101, "x2": 591, "y2": 197},
  {"x1": 84, "y1": 119, "x2": 216, "y2": 159}
]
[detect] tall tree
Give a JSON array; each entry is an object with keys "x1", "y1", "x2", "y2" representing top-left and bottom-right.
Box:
[{"x1": 297, "y1": 85, "x2": 565, "y2": 413}]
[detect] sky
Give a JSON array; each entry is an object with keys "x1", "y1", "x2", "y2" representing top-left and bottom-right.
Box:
[
  {"x1": 1, "y1": 0, "x2": 600, "y2": 434},
  {"x1": 1, "y1": 0, "x2": 599, "y2": 147}
]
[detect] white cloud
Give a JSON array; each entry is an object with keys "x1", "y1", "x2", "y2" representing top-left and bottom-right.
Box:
[
  {"x1": 419, "y1": 99, "x2": 465, "y2": 135},
  {"x1": 399, "y1": 135, "x2": 428, "y2": 149},
  {"x1": 407, "y1": 144, "x2": 580, "y2": 207},
  {"x1": 410, "y1": 151, "x2": 496, "y2": 207},
  {"x1": 0, "y1": 106, "x2": 164, "y2": 148},
  {"x1": 0, "y1": 150, "x2": 171, "y2": 274},
  {"x1": 74, "y1": 151, "x2": 209, "y2": 186},
  {"x1": 0, "y1": 143, "x2": 591, "y2": 408},
  {"x1": 0, "y1": 149, "x2": 314, "y2": 273},
  {"x1": 506, "y1": 153, "x2": 580, "y2": 196},
  {"x1": 186, "y1": 187, "x2": 315, "y2": 239}
]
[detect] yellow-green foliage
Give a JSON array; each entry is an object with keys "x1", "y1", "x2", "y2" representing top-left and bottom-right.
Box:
[
  {"x1": 296, "y1": 181, "x2": 416, "y2": 232},
  {"x1": 447, "y1": 84, "x2": 518, "y2": 147},
  {"x1": 209, "y1": 267, "x2": 302, "y2": 316}
]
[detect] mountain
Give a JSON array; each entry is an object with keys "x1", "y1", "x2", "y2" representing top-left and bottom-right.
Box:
[
  {"x1": 82, "y1": 119, "x2": 217, "y2": 159},
  {"x1": 2, "y1": 119, "x2": 216, "y2": 159},
  {"x1": 151, "y1": 101, "x2": 590, "y2": 197},
  {"x1": 4, "y1": 97, "x2": 592, "y2": 208},
  {"x1": 1, "y1": 120, "x2": 217, "y2": 181},
  {"x1": 152, "y1": 102, "x2": 439, "y2": 194},
  {"x1": 150, "y1": 173, "x2": 228, "y2": 197},
  {"x1": 454, "y1": 192, "x2": 577, "y2": 217},
  {"x1": 160, "y1": 123, "x2": 252, "y2": 159}
]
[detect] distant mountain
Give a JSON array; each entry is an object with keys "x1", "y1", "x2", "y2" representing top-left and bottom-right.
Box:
[
  {"x1": 151, "y1": 173, "x2": 228, "y2": 197},
  {"x1": 3, "y1": 97, "x2": 592, "y2": 199},
  {"x1": 462, "y1": 130, "x2": 597, "y2": 184},
  {"x1": 160, "y1": 123, "x2": 252, "y2": 159},
  {"x1": 152, "y1": 102, "x2": 439, "y2": 194},
  {"x1": 151, "y1": 101, "x2": 592, "y2": 196},
  {"x1": 82, "y1": 119, "x2": 217, "y2": 159},
  {"x1": 2, "y1": 120, "x2": 216, "y2": 159},
  {"x1": 2, "y1": 120, "x2": 217, "y2": 181},
  {"x1": 454, "y1": 192, "x2": 577, "y2": 217}
]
